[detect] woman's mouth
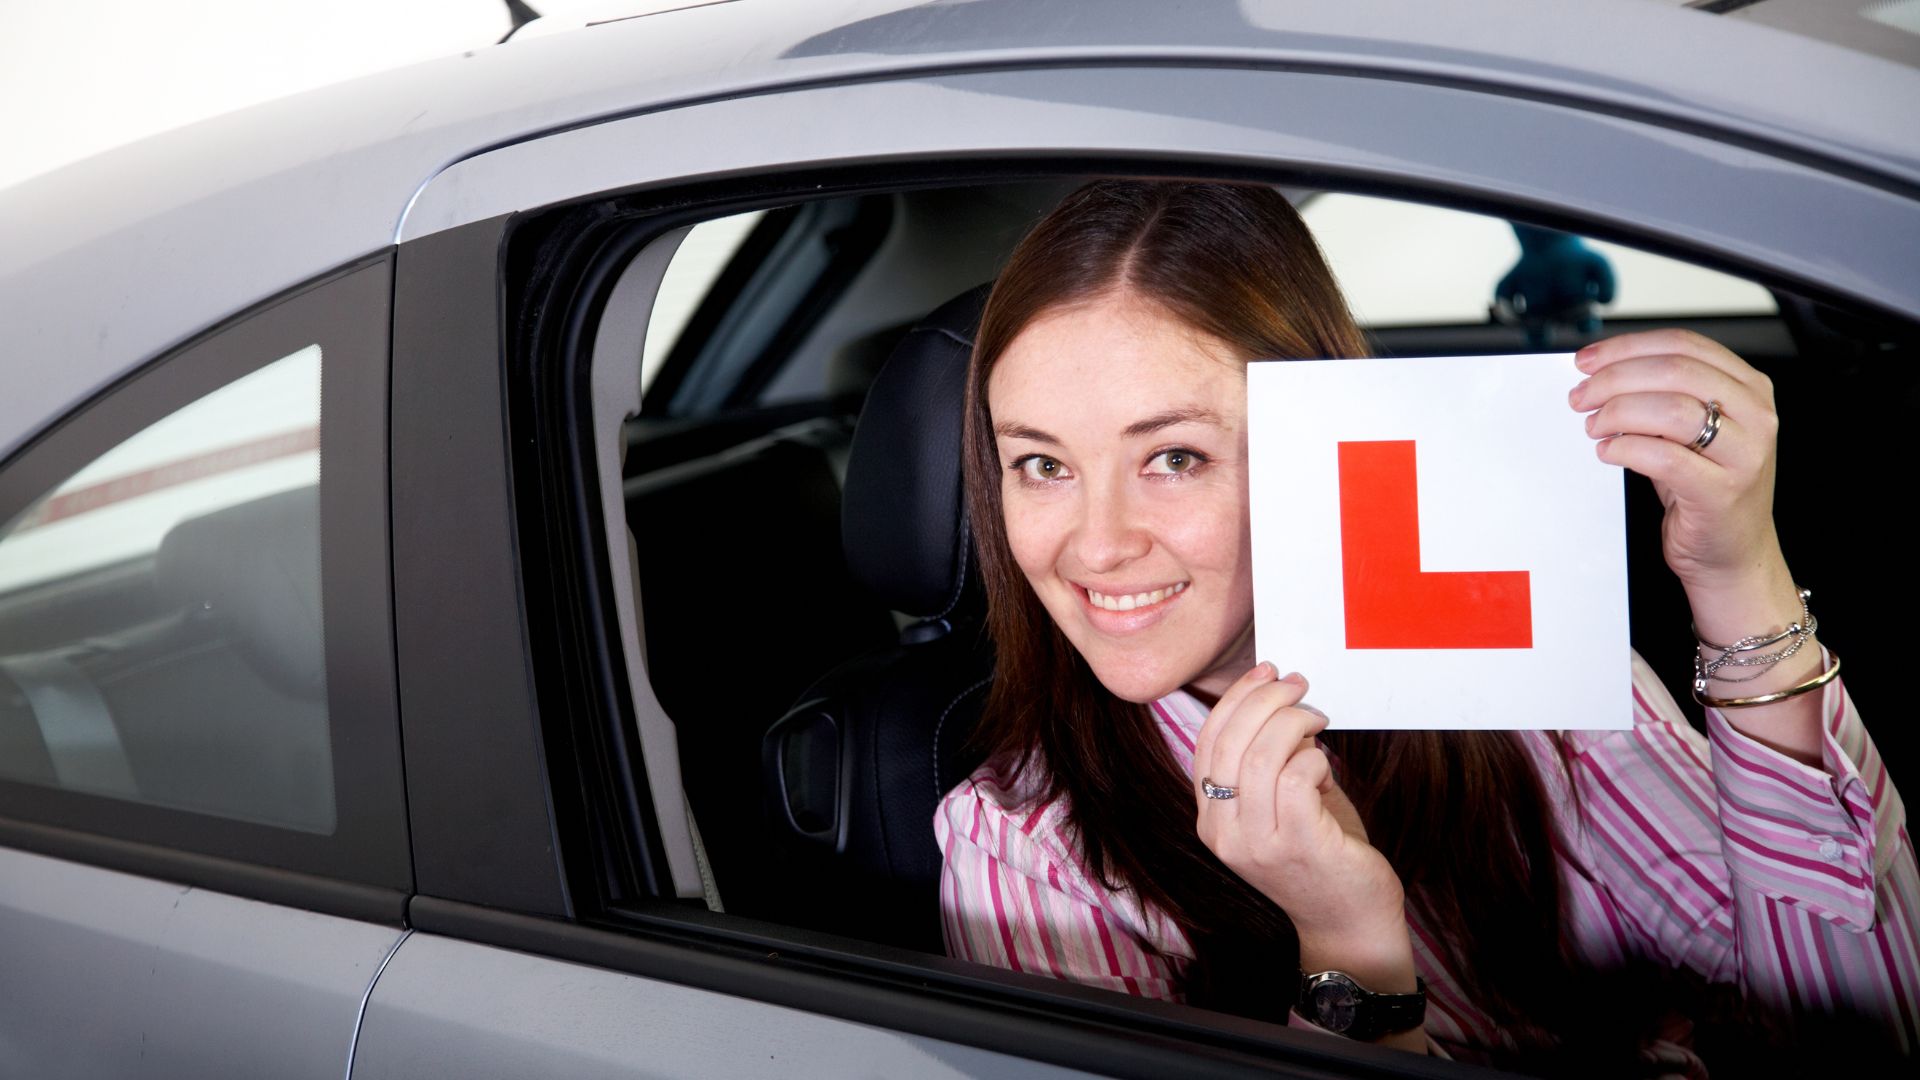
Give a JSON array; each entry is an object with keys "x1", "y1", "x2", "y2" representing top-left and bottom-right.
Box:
[
  {"x1": 1077, "y1": 581, "x2": 1190, "y2": 633},
  {"x1": 1084, "y1": 581, "x2": 1188, "y2": 612}
]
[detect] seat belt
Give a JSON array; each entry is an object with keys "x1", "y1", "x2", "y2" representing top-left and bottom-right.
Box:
[{"x1": 0, "y1": 651, "x2": 139, "y2": 798}]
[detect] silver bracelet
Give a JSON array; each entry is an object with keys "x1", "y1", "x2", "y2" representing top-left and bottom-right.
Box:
[{"x1": 1691, "y1": 588, "x2": 1818, "y2": 695}]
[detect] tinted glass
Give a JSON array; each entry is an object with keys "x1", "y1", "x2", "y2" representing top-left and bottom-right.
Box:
[{"x1": 0, "y1": 345, "x2": 333, "y2": 832}]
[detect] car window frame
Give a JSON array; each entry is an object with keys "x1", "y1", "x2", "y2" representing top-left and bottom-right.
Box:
[{"x1": 0, "y1": 256, "x2": 410, "y2": 921}]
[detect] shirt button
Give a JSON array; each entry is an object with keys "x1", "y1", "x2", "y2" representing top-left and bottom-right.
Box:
[{"x1": 1817, "y1": 836, "x2": 1844, "y2": 862}]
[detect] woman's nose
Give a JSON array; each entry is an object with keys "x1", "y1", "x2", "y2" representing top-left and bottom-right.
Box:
[{"x1": 1072, "y1": 482, "x2": 1152, "y2": 573}]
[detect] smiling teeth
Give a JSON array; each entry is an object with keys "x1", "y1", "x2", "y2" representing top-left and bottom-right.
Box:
[{"x1": 1087, "y1": 582, "x2": 1187, "y2": 611}]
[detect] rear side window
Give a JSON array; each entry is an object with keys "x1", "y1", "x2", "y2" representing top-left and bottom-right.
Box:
[
  {"x1": 0, "y1": 260, "x2": 407, "y2": 890},
  {"x1": 0, "y1": 345, "x2": 330, "y2": 830},
  {"x1": 0, "y1": 342, "x2": 328, "y2": 822}
]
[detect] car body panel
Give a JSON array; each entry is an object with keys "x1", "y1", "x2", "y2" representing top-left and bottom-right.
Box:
[
  {"x1": 4, "y1": 0, "x2": 1918, "y2": 463},
  {"x1": 350, "y1": 931, "x2": 1101, "y2": 1080},
  {"x1": 0, "y1": 846, "x2": 401, "y2": 1080}
]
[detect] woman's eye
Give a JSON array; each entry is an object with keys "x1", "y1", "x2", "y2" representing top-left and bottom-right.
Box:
[
  {"x1": 1012, "y1": 455, "x2": 1068, "y2": 483},
  {"x1": 1146, "y1": 448, "x2": 1206, "y2": 476}
]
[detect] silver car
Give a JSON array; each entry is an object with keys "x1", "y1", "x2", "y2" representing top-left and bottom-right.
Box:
[{"x1": 2, "y1": 1, "x2": 1915, "y2": 1076}]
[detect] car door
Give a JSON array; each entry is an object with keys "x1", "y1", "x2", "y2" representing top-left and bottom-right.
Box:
[
  {"x1": 352, "y1": 43, "x2": 1920, "y2": 1080},
  {"x1": 0, "y1": 261, "x2": 411, "y2": 1078}
]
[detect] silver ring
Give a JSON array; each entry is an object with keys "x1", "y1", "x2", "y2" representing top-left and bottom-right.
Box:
[
  {"x1": 1688, "y1": 399, "x2": 1723, "y2": 453},
  {"x1": 1201, "y1": 777, "x2": 1237, "y2": 800}
]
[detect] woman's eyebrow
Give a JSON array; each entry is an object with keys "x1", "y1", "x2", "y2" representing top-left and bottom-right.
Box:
[
  {"x1": 994, "y1": 421, "x2": 1060, "y2": 445},
  {"x1": 1122, "y1": 406, "x2": 1223, "y2": 438}
]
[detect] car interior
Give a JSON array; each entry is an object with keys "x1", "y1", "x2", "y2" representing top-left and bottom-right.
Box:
[{"x1": 611, "y1": 175, "x2": 1920, "y2": 969}]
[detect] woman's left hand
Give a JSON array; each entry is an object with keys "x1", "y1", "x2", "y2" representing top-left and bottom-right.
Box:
[
  {"x1": 1570, "y1": 329, "x2": 1788, "y2": 592},
  {"x1": 1577, "y1": 330, "x2": 1832, "y2": 762}
]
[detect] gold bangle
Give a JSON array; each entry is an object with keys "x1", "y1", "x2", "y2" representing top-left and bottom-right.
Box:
[{"x1": 1694, "y1": 651, "x2": 1841, "y2": 709}]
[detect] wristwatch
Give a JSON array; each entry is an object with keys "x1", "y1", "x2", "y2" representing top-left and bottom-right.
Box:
[{"x1": 1297, "y1": 970, "x2": 1427, "y2": 1042}]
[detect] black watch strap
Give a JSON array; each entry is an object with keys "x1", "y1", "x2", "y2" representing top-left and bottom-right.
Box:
[{"x1": 1297, "y1": 970, "x2": 1427, "y2": 1042}]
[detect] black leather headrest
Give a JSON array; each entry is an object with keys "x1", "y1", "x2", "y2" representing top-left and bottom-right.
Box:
[
  {"x1": 156, "y1": 486, "x2": 326, "y2": 701},
  {"x1": 841, "y1": 285, "x2": 989, "y2": 619}
]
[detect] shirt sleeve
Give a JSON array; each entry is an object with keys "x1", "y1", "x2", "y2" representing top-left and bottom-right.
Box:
[
  {"x1": 935, "y1": 774, "x2": 1182, "y2": 1001},
  {"x1": 1568, "y1": 653, "x2": 1919, "y2": 1051}
]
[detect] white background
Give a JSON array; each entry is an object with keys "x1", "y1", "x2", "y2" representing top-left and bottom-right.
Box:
[{"x1": 1247, "y1": 354, "x2": 1630, "y2": 730}]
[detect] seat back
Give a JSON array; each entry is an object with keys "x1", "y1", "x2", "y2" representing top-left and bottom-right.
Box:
[
  {"x1": 760, "y1": 286, "x2": 994, "y2": 951},
  {"x1": 627, "y1": 417, "x2": 899, "y2": 912}
]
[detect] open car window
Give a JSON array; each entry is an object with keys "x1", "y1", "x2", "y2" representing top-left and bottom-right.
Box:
[{"x1": 510, "y1": 170, "x2": 1914, "y2": 1078}]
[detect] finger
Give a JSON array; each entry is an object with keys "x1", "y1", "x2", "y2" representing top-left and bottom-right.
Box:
[
  {"x1": 1285, "y1": 742, "x2": 1332, "y2": 793},
  {"x1": 1584, "y1": 392, "x2": 1755, "y2": 468},
  {"x1": 1231, "y1": 707, "x2": 1327, "y2": 835},
  {"x1": 1193, "y1": 663, "x2": 1277, "y2": 793},
  {"x1": 1570, "y1": 354, "x2": 1751, "y2": 419},
  {"x1": 1274, "y1": 741, "x2": 1333, "y2": 825},
  {"x1": 1595, "y1": 432, "x2": 1720, "y2": 490},
  {"x1": 1201, "y1": 674, "x2": 1309, "y2": 792},
  {"x1": 1575, "y1": 329, "x2": 1760, "y2": 389}
]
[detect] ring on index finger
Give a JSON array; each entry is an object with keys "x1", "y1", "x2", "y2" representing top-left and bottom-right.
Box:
[
  {"x1": 1201, "y1": 777, "x2": 1238, "y2": 800},
  {"x1": 1687, "y1": 399, "x2": 1723, "y2": 453}
]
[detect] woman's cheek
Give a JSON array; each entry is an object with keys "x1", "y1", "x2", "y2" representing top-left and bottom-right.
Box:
[
  {"x1": 1002, "y1": 495, "x2": 1066, "y2": 582},
  {"x1": 1154, "y1": 486, "x2": 1245, "y2": 574}
]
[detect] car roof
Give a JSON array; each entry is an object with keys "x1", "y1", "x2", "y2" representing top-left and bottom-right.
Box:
[
  {"x1": 4, "y1": 0, "x2": 1917, "y2": 462},
  {"x1": 1714, "y1": 0, "x2": 1920, "y2": 70}
]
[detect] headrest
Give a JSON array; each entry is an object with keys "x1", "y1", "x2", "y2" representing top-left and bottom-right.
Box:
[
  {"x1": 841, "y1": 285, "x2": 990, "y2": 620},
  {"x1": 156, "y1": 486, "x2": 326, "y2": 701}
]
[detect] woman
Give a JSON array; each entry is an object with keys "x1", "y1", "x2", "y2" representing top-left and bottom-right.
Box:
[{"x1": 934, "y1": 180, "x2": 1917, "y2": 1071}]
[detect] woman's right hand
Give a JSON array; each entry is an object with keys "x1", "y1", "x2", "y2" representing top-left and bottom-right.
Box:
[{"x1": 1192, "y1": 664, "x2": 1419, "y2": 997}]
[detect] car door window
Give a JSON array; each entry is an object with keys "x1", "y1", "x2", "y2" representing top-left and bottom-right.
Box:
[{"x1": 582, "y1": 169, "x2": 1892, "y2": 927}]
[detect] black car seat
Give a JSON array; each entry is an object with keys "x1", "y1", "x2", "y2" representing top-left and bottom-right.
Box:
[
  {"x1": 759, "y1": 285, "x2": 995, "y2": 952},
  {"x1": 628, "y1": 414, "x2": 900, "y2": 913}
]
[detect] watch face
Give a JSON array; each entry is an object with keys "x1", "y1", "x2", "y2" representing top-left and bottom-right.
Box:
[{"x1": 1308, "y1": 977, "x2": 1359, "y2": 1034}]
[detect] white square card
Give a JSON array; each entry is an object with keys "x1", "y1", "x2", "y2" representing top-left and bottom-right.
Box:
[{"x1": 1246, "y1": 354, "x2": 1629, "y2": 730}]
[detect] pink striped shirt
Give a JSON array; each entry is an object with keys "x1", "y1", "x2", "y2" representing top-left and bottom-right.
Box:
[{"x1": 934, "y1": 651, "x2": 1918, "y2": 1061}]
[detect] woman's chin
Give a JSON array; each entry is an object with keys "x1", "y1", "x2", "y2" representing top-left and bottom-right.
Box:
[
  {"x1": 1071, "y1": 620, "x2": 1255, "y2": 707},
  {"x1": 1083, "y1": 656, "x2": 1189, "y2": 705}
]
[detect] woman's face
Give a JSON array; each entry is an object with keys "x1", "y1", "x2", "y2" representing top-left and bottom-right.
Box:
[{"x1": 988, "y1": 289, "x2": 1256, "y2": 704}]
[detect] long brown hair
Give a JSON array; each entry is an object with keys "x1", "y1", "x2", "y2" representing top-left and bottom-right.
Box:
[{"x1": 961, "y1": 180, "x2": 1573, "y2": 1045}]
